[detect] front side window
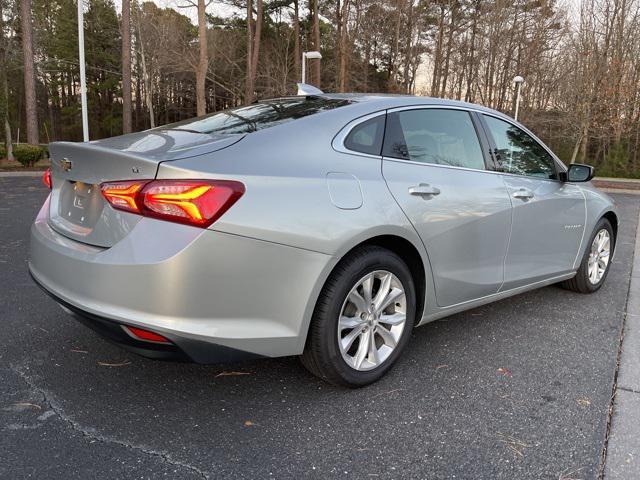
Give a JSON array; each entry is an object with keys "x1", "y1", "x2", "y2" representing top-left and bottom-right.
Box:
[
  {"x1": 165, "y1": 97, "x2": 351, "y2": 135},
  {"x1": 382, "y1": 109, "x2": 485, "y2": 170},
  {"x1": 483, "y1": 115, "x2": 557, "y2": 180}
]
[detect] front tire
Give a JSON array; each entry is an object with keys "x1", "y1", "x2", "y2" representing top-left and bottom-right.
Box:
[
  {"x1": 301, "y1": 246, "x2": 416, "y2": 387},
  {"x1": 562, "y1": 218, "x2": 614, "y2": 293}
]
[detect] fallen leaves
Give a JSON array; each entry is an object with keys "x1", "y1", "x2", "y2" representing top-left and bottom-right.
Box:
[
  {"x1": 497, "y1": 367, "x2": 513, "y2": 377},
  {"x1": 577, "y1": 397, "x2": 591, "y2": 407},
  {"x1": 243, "y1": 420, "x2": 257, "y2": 427},
  {"x1": 70, "y1": 349, "x2": 88, "y2": 354},
  {"x1": 496, "y1": 432, "x2": 529, "y2": 457},
  {"x1": 97, "y1": 360, "x2": 131, "y2": 367}
]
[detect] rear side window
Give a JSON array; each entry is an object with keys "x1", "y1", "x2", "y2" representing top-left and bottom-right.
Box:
[
  {"x1": 382, "y1": 109, "x2": 485, "y2": 170},
  {"x1": 344, "y1": 116, "x2": 385, "y2": 155},
  {"x1": 166, "y1": 97, "x2": 351, "y2": 135}
]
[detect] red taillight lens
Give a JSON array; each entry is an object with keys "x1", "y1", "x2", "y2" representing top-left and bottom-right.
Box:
[
  {"x1": 123, "y1": 325, "x2": 172, "y2": 344},
  {"x1": 100, "y1": 179, "x2": 244, "y2": 228},
  {"x1": 43, "y1": 168, "x2": 52, "y2": 189},
  {"x1": 101, "y1": 180, "x2": 146, "y2": 213}
]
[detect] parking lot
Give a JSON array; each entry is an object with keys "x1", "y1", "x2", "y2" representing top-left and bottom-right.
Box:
[{"x1": 1, "y1": 176, "x2": 638, "y2": 479}]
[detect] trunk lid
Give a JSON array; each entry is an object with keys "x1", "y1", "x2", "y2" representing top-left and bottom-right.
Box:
[{"x1": 47, "y1": 130, "x2": 243, "y2": 247}]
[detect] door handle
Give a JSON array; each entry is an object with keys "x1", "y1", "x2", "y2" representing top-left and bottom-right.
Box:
[
  {"x1": 409, "y1": 184, "x2": 441, "y2": 197},
  {"x1": 512, "y1": 188, "x2": 534, "y2": 200}
]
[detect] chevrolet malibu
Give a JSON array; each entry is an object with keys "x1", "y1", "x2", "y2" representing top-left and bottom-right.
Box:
[{"x1": 29, "y1": 92, "x2": 617, "y2": 387}]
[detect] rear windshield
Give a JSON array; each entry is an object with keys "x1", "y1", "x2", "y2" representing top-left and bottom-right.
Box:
[{"x1": 166, "y1": 97, "x2": 351, "y2": 135}]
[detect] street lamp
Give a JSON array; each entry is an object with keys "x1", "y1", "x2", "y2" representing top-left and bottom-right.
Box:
[
  {"x1": 301, "y1": 51, "x2": 322, "y2": 85},
  {"x1": 513, "y1": 75, "x2": 524, "y2": 122}
]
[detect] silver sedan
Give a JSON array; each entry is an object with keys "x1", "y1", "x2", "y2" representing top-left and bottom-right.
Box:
[{"x1": 30, "y1": 91, "x2": 617, "y2": 387}]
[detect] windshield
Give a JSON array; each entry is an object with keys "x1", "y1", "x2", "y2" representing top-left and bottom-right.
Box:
[{"x1": 165, "y1": 97, "x2": 351, "y2": 135}]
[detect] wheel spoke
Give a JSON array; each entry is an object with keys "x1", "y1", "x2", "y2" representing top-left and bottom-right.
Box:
[
  {"x1": 362, "y1": 274, "x2": 374, "y2": 305},
  {"x1": 339, "y1": 315, "x2": 364, "y2": 330},
  {"x1": 368, "y1": 330, "x2": 380, "y2": 365},
  {"x1": 373, "y1": 273, "x2": 392, "y2": 311},
  {"x1": 590, "y1": 264, "x2": 599, "y2": 283},
  {"x1": 353, "y1": 329, "x2": 371, "y2": 369},
  {"x1": 377, "y1": 288, "x2": 404, "y2": 313},
  {"x1": 341, "y1": 326, "x2": 363, "y2": 352},
  {"x1": 348, "y1": 291, "x2": 367, "y2": 313},
  {"x1": 376, "y1": 326, "x2": 397, "y2": 348},
  {"x1": 378, "y1": 312, "x2": 406, "y2": 326}
]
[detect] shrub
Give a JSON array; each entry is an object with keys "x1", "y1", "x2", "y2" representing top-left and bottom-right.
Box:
[
  {"x1": 13, "y1": 144, "x2": 44, "y2": 167},
  {"x1": 0, "y1": 144, "x2": 6, "y2": 159}
]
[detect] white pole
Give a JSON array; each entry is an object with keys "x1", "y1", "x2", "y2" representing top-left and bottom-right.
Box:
[
  {"x1": 78, "y1": 0, "x2": 89, "y2": 141},
  {"x1": 514, "y1": 83, "x2": 521, "y2": 121},
  {"x1": 301, "y1": 52, "x2": 306, "y2": 84},
  {"x1": 513, "y1": 75, "x2": 524, "y2": 122}
]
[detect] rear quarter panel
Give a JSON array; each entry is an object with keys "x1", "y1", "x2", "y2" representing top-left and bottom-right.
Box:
[{"x1": 155, "y1": 105, "x2": 437, "y2": 332}]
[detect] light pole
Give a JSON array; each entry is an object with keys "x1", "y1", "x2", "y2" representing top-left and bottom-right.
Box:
[
  {"x1": 513, "y1": 75, "x2": 524, "y2": 122},
  {"x1": 301, "y1": 51, "x2": 322, "y2": 84},
  {"x1": 78, "y1": 0, "x2": 89, "y2": 141}
]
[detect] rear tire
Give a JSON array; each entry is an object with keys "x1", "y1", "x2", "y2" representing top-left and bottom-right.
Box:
[
  {"x1": 562, "y1": 218, "x2": 614, "y2": 293},
  {"x1": 301, "y1": 246, "x2": 416, "y2": 387}
]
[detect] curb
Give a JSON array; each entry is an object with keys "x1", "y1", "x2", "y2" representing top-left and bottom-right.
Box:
[
  {"x1": 0, "y1": 171, "x2": 46, "y2": 177},
  {"x1": 604, "y1": 206, "x2": 640, "y2": 478}
]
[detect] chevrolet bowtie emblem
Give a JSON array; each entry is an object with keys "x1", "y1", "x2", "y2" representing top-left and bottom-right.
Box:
[{"x1": 59, "y1": 158, "x2": 73, "y2": 172}]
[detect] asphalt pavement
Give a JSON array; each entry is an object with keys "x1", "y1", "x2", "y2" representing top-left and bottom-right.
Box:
[{"x1": 1, "y1": 176, "x2": 638, "y2": 480}]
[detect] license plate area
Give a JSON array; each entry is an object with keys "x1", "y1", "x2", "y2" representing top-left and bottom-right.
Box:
[{"x1": 58, "y1": 181, "x2": 104, "y2": 228}]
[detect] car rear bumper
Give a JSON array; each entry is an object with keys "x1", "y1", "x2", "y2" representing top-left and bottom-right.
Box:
[
  {"x1": 29, "y1": 196, "x2": 334, "y2": 361},
  {"x1": 31, "y1": 270, "x2": 264, "y2": 363}
]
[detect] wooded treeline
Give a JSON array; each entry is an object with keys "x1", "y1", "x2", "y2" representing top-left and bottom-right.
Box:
[{"x1": 1, "y1": 0, "x2": 640, "y2": 176}]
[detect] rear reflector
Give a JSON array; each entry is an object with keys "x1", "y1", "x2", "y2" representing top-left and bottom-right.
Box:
[
  {"x1": 123, "y1": 325, "x2": 172, "y2": 344},
  {"x1": 43, "y1": 168, "x2": 52, "y2": 189},
  {"x1": 100, "y1": 179, "x2": 245, "y2": 228}
]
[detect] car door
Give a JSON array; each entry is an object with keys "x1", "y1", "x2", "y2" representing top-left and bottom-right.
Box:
[
  {"x1": 381, "y1": 107, "x2": 513, "y2": 307},
  {"x1": 480, "y1": 114, "x2": 586, "y2": 290}
]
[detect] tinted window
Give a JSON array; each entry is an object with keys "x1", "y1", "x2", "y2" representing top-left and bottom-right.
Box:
[
  {"x1": 165, "y1": 97, "x2": 350, "y2": 135},
  {"x1": 344, "y1": 116, "x2": 385, "y2": 155},
  {"x1": 483, "y1": 115, "x2": 557, "y2": 180},
  {"x1": 382, "y1": 109, "x2": 485, "y2": 170}
]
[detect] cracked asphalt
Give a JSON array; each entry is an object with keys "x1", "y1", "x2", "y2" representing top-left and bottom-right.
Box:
[{"x1": 1, "y1": 177, "x2": 638, "y2": 480}]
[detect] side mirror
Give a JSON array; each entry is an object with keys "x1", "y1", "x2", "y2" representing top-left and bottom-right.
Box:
[{"x1": 564, "y1": 163, "x2": 595, "y2": 182}]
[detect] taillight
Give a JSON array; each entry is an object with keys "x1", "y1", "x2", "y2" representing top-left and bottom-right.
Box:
[
  {"x1": 43, "y1": 168, "x2": 52, "y2": 189},
  {"x1": 101, "y1": 180, "x2": 145, "y2": 214},
  {"x1": 100, "y1": 179, "x2": 244, "y2": 228}
]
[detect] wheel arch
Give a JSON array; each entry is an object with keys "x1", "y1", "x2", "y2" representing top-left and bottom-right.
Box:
[{"x1": 300, "y1": 230, "x2": 430, "y2": 351}]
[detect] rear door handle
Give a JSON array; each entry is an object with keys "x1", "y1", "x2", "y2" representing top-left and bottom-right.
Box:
[
  {"x1": 409, "y1": 184, "x2": 441, "y2": 197},
  {"x1": 512, "y1": 188, "x2": 534, "y2": 200}
]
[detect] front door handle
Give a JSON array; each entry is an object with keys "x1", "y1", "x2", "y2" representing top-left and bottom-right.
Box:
[
  {"x1": 409, "y1": 184, "x2": 441, "y2": 197},
  {"x1": 512, "y1": 188, "x2": 534, "y2": 200}
]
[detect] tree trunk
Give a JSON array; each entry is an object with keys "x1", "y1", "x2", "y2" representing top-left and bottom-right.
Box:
[
  {"x1": 338, "y1": 0, "x2": 350, "y2": 92},
  {"x1": 135, "y1": 7, "x2": 155, "y2": 128},
  {"x1": 121, "y1": 0, "x2": 132, "y2": 133},
  {"x1": 293, "y1": 0, "x2": 300, "y2": 84},
  {"x1": 251, "y1": 0, "x2": 263, "y2": 91},
  {"x1": 245, "y1": 0, "x2": 254, "y2": 103},
  {"x1": 3, "y1": 77, "x2": 13, "y2": 161},
  {"x1": 196, "y1": 0, "x2": 207, "y2": 116},
  {"x1": 21, "y1": 0, "x2": 39, "y2": 144}
]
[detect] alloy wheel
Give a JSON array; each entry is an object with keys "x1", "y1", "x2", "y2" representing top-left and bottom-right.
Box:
[
  {"x1": 588, "y1": 229, "x2": 611, "y2": 284},
  {"x1": 337, "y1": 270, "x2": 407, "y2": 371}
]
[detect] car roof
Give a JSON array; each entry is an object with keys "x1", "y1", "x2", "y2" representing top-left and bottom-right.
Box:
[{"x1": 317, "y1": 92, "x2": 510, "y2": 118}]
